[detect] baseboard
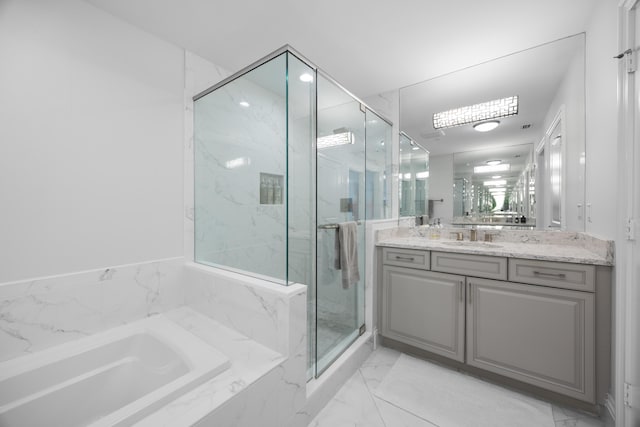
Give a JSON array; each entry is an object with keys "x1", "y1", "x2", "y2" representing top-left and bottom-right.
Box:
[{"x1": 603, "y1": 393, "x2": 616, "y2": 426}]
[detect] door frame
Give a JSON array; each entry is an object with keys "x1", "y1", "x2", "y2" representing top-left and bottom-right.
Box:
[{"x1": 616, "y1": 0, "x2": 640, "y2": 425}]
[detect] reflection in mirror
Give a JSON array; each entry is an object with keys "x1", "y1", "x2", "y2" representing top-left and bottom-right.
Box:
[
  {"x1": 452, "y1": 144, "x2": 534, "y2": 227},
  {"x1": 399, "y1": 34, "x2": 585, "y2": 231},
  {"x1": 399, "y1": 132, "x2": 430, "y2": 219}
]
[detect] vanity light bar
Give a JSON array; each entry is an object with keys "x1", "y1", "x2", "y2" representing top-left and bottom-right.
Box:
[
  {"x1": 484, "y1": 179, "x2": 507, "y2": 186},
  {"x1": 474, "y1": 164, "x2": 511, "y2": 174},
  {"x1": 433, "y1": 96, "x2": 518, "y2": 130},
  {"x1": 317, "y1": 131, "x2": 354, "y2": 149}
]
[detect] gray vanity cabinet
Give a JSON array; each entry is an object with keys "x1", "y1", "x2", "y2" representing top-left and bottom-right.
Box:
[
  {"x1": 382, "y1": 264, "x2": 465, "y2": 362},
  {"x1": 379, "y1": 246, "x2": 608, "y2": 404},
  {"x1": 466, "y1": 278, "x2": 595, "y2": 402}
]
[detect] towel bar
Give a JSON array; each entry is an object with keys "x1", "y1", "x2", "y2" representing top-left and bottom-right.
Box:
[{"x1": 318, "y1": 221, "x2": 362, "y2": 230}]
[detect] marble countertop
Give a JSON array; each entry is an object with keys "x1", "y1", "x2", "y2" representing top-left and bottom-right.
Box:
[{"x1": 377, "y1": 236, "x2": 613, "y2": 266}]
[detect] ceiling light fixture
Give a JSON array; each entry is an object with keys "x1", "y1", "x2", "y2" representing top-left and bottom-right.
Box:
[
  {"x1": 317, "y1": 131, "x2": 354, "y2": 149},
  {"x1": 486, "y1": 160, "x2": 502, "y2": 166},
  {"x1": 473, "y1": 120, "x2": 500, "y2": 132},
  {"x1": 239, "y1": 101, "x2": 250, "y2": 107},
  {"x1": 299, "y1": 73, "x2": 314, "y2": 83},
  {"x1": 492, "y1": 175, "x2": 502, "y2": 179},
  {"x1": 473, "y1": 163, "x2": 510, "y2": 174},
  {"x1": 433, "y1": 95, "x2": 518, "y2": 130}
]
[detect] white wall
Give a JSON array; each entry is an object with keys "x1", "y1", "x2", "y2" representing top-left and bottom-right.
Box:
[
  {"x1": 584, "y1": 0, "x2": 619, "y2": 240},
  {"x1": 0, "y1": 0, "x2": 185, "y2": 283}
]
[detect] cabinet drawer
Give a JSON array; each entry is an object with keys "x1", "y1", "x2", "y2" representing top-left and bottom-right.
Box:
[
  {"x1": 382, "y1": 247, "x2": 430, "y2": 270},
  {"x1": 431, "y1": 251, "x2": 507, "y2": 280},
  {"x1": 508, "y1": 259, "x2": 595, "y2": 292}
]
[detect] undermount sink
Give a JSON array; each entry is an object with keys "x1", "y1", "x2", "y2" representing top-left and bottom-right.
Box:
[{"x1": 441, "y1": 241, "x2": 503, "y2": 249}]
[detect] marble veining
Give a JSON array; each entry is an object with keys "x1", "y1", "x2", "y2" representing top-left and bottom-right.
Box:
[
  {"x1": 375, "y1": 354, "x2": 555, "y2": 427},
  {"x1": 376, "y1": 227, "x2": 613, "y2": 265},
  {"x1": 0, "y1": 257, "x2": 184, "y2": 363}
]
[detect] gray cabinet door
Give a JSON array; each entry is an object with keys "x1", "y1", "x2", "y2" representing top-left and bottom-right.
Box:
[
  {"x1": 382, "y1": 266, "x2": 465, "y2": 362},
  {"x1": 466, "y1": 278, "x2": 595, "y2": 402}
]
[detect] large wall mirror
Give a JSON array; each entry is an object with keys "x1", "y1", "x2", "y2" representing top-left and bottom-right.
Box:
[{"x1": 399, "y1": 33, "x2": 586, "y2": 231}]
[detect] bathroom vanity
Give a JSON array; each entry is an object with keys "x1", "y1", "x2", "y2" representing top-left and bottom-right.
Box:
[{"x1": 376, "y1": 230, "x2": 612, "y2": 407}]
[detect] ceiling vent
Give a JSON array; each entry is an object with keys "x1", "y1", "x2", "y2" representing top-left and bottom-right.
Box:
[{"x1": 420, "y1": 129, "x2": 445, "y2": 139}]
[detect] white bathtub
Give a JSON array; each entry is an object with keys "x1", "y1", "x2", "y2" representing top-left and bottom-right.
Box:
[{"x1": 0, "y1": 314, "x2": 230, "y2": 426}]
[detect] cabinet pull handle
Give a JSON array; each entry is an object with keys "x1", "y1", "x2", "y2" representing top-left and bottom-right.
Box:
[
  {"x1": 459, "y1": 281, "x2": 464, "y2": 302},
  {"x1": 468, "y1": 284, "x2": 473, "y2": 304},
  {"x1": 395, "y1": 256, "x2": 415, "y2": 261},
  {"x1": 533, "y1": 271, "x2": 566, "y2": 279}
]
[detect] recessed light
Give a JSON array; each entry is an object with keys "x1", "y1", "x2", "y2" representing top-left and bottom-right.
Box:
[
  {"x1": 299, "y1": 73, "x2": 314, "y2": 82},
  {"x1": 473, "y1": 120, "x2": 500, "y2": 132},
  {"x1": 239, "y1": 101, "x2": 250, "y2": 107},
  {"x1": 486, "y1": 160, "x2": 502, "y2": 166},
  {"x1": 492, "y1": 175, "x2": 502, "y2": 179}
]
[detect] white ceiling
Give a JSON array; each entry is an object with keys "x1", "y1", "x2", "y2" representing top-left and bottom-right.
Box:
[{"x1": 85, "y1": 0, "x2": 598, "y2": 99}]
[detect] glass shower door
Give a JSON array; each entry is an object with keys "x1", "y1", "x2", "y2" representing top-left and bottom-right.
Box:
[{"x1": 314, "y1": 74, "x2": 365, "y2": 376}]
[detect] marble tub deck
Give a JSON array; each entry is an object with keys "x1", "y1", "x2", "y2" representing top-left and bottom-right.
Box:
[
  {"x1": 310, "y1": 346, "x2": 606, "y2": 427},
  {"x1": 135, "y1": 307, "x2": 285, "y2": 426}
]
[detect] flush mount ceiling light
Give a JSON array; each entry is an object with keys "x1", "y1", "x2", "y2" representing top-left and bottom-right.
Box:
[
  {"x1": 299, "y1": 73, "x2": 314, "y2": 82},
  {"x1": 486, "y1": 160, "x2": 502, "y2": 166},
  {"x1": 473, "y1": 163, "x2": 510, "y2": 174},
  {"x1": 473, "y1": 120, "x2": 500, "y2": 132},
  {"x1": 492, "y1": 175, "x2": 502, "y2": 179},
  {"x1": 239, "y1": 101, "x2": 250, "y2": 107},
  {"x1": 317, "y1": 131, "x2": 354, "y2": 149},
  {"x1": 433, "y1": 95, "x2": 518, "y2": 130}
]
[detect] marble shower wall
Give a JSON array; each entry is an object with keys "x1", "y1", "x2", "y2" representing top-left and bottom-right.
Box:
[
  {"x1": 0, "y1": 257, "x2": 185, "y2": 363},
  {"x1": 193, "y1": 54, "x2": 288, "y2": 282}
]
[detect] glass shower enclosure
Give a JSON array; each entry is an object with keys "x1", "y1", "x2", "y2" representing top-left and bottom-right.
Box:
[{"x1": 193, "y1": 46, "x2": 392, "y2": 379}]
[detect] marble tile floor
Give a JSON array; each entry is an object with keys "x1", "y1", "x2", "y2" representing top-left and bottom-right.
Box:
[{"x1": 309, "y1": 346, "x2": 605, "y2": 427}]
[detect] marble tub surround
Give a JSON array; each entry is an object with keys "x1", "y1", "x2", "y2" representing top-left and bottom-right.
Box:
[
  {"x1": 184, "y1": 262, "x2": 308, "y2": 426},
  {"x1": 376, "y1": 227, "x2": 613, "y2": 265},
  {"x1": 136, "y1": 307, "x2": 288, "y2": 427},
  {"x1": 0, "y1": 257, "x2": 185, "y2": 363}
]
